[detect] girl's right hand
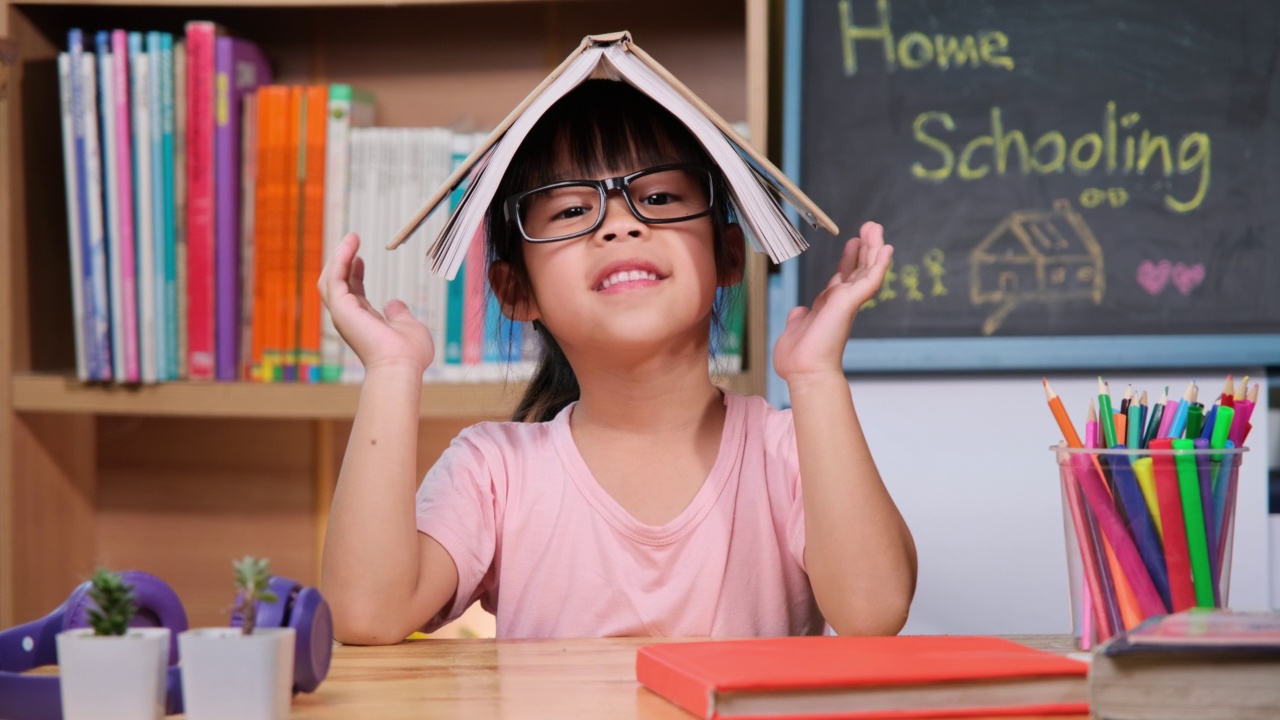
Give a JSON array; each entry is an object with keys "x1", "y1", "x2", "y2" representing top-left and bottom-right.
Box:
[{"x1": 318, "y1": 232, "x2": 434, "y2": 375}]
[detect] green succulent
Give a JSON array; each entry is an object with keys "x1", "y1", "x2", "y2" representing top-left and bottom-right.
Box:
[
  {"x1": 86, "y1": 568, "x2": 137, "y2": 637},
  {"x1": 233, "y1": 556, "x2": 278, "y2": 636}
]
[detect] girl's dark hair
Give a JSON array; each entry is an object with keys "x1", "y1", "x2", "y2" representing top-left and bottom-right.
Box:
[{"x1": 486, "y1": 80, "x2": 741, "y2": 423}]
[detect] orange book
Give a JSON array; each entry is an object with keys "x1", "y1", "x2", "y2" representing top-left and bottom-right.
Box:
[
  {"x1": 249, "y1": 86, "x2": 288, "y2": 381},
  {"x1": 278, "y1": 85, "x2": 303, "y2": 381},
  {"x1": 637, "y1": 636, "x2": 1088, "y2": 720},
  {"x1": 298, "y1": 85, "x2": 328, "y2": 382}
]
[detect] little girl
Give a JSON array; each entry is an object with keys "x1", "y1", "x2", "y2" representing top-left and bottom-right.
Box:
[{"x1": 318, "y1": 79, "x2": 917, "y2": 643}]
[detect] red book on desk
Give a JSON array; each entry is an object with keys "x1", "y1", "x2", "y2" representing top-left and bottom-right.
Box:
[{"x1": 636, "y1": 636, "x2": 1088, "y2": 719}]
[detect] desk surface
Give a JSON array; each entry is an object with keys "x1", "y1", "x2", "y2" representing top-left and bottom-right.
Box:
[{"x1": 288, "y1": 635, "x2": 1087, "y2": 719}]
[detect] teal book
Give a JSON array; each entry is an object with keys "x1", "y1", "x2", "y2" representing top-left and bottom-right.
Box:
[
  {"x1": 146, "y1": 31, "x2": 172, "y2": 380},
  {"x1": 442, "y1": 134, "x2": 471, "y2": 369}
]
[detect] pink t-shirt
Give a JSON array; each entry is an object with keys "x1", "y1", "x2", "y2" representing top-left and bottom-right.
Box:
[{"x1": 414, "y1": 391, "x2": 822, "y2": 638}]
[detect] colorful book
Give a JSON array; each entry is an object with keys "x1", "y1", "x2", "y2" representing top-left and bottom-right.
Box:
[
  {"x1": 184, "y1": 21, "x2": 220, "y2": 380},
  {"x1": 95, "y1": 32, "x2": 125, "y2": 382},
  {"x1": 213, "y1": 36, "x2": 271, "y2": 381},
  {"x1": 298, "y1": 85, "x2": 328, "y2": 382},
  {"x1": 67, "y1": 30, "x2": 112, "y2": 380},
  {"x1": 173, "y1": 39, "x2": 188, "y2": 379},
  {"x1": 128, "y1": 33, "x2": 158, "y2": 384},
  {"x1": 250, "y1": 86, "x2": 289, "y2": 381},
  {"x1": 441, "y1": 133, "x2": 473, "y2": 375},
  {"x1": 392, "y1": 32, "x2": 833, "y2": 279},
  {"x1": 320, "y1": 84, "x2": 374, "y2": 383},
  {"x1": 110, "y1": 30, "x2": 139, "y2": 383},
  {"x1": 147, "y1": 32, "x2": 174, "y2": 381},
  {"x1": 238, "y1": 91, "x2": 258, "y2": 381},
  {"x1": 56, "y1": 52, "x2": 88, "y2": 381},
  {"x1": 637, "y1": 636, "x2": 1089, "y2": 719}
]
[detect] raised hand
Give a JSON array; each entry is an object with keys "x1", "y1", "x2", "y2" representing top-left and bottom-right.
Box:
[
  {"x1": 317, "y1": 232, "x2": 434, "y2": 375},
  {"x1": 773, "y1": 222, "x2": 893, "y2": 382}
]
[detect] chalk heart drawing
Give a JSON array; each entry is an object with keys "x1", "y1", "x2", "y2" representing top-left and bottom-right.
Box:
[
  {"x1": 1136, "y1": 260, "x2": 1172, "y2": 295},
  {"x1": 1171, "y1": 262, "x2": 1205, "y2": 296}
]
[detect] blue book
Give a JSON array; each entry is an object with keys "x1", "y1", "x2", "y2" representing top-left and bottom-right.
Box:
[
  {"x1": 159, "y1": 33, "x2": 178, "y2": 380},
  {"x1": 96, "y1": 31, "x2": 126, "y2": 382},
  {"x1": 67, "y1": 29, "x2": 109, "y2": 380},
  {"x1": 443, "y1": 140, "x2": 469, "y2": 368}
]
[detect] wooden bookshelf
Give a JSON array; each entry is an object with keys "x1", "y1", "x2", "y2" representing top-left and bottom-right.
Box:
[
  {"x1": 0, "y1": 0, "x2": 770, "y2": 629},
  {"x1": 10, "y1": 371, "x2": 755, "y2": 418}
]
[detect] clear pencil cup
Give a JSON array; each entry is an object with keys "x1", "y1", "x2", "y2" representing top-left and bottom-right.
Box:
[{"x1": 1054, "y1": 444, "x2": 1246, "y2": 649}]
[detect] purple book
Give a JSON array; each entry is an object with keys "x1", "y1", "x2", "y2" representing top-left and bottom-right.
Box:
[{"x1": 214, "y1": 37, "x2": 271, "y2": 381}]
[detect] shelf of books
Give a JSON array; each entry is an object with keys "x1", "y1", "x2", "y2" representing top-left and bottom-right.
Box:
[{"x1": 14, "y1": 0, "x2": 759, "y2": 415}]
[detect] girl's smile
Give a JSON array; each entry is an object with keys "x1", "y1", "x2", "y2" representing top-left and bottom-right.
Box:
[{"x1": 593, "y1": 259, "x2": 668, "y2": 293}]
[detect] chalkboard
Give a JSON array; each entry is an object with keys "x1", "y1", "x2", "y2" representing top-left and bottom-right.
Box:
[{"x1": 781, "y1": 0, "x2": 1280, "y2": 371}]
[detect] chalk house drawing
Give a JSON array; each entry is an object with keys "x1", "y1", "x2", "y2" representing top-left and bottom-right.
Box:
[{"x1": 969, "y1": 199, "x2": 1105, "y2": 335}]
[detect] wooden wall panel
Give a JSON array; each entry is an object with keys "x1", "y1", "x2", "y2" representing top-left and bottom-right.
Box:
[
  {"x1": 96, "y1": 417, "x2": 316, "y2": 628},
  {"x1": 8, "y1": 413, "x2": 96, "y2": 624}
]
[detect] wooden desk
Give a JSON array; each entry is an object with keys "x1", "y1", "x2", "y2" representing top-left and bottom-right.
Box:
[{"x1": 288, "y1": 635, "x2": 1088, "y2": 719}]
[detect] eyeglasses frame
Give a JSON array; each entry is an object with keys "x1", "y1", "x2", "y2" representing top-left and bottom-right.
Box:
[{"x1": 502, "y1": 163, "x2": 716, "y2": 243}]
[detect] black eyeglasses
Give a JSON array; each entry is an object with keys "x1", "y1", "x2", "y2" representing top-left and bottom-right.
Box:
[{"x1": 503, "y1": 163, "x2": 715, "y2": 243}]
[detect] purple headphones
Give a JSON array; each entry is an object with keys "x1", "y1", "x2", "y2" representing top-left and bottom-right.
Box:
[{"x1": 0, "y1": 571, "x2": 332, "y2": 720}]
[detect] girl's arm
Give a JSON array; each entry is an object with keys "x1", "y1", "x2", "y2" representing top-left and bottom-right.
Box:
[
  {"x1": 773, "y1": 223, "x2": 917, "y2": 636},
  {"x1": 317, "y1": 233, "x2": 459, "y2": 645}
]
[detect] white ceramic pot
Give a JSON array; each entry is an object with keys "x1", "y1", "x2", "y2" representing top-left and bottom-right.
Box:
[
  {"x1": 55, "y1": 626, "x2": 170, "y2": 720},
  {"x1": 179, "y1": 626, "x2": 296, "y2": 720}
]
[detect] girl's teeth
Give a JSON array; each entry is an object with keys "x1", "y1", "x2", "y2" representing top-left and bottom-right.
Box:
[{"x1": 600, "y1": 271, "x2": 657, "y2": 290}]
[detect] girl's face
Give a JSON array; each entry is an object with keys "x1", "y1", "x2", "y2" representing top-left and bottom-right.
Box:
[{"x1": 513, "y1": 153, "x2": 734, "y2": 362}]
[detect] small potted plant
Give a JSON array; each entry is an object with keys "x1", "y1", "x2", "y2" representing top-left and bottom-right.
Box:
[
  {"x1": 56, "y1": 568, "x2": 171, "y2": 720},
  {"x1": 179, "y1": 556, "x2": 297, "y2": 720}
]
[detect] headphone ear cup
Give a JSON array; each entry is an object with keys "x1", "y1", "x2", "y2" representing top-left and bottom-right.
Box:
[{"x1": 286, "y1": 587, "x2": 332, "y2": 694}]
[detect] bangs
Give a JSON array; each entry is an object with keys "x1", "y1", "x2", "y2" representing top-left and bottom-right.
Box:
[{"x1": 509, "y1": 80, "x2": 713, "y2": 191}]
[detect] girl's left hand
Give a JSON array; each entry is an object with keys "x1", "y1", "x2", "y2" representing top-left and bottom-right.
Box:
[{"x1": 773, "y1": 222, "x2": 893, "y2": 383}]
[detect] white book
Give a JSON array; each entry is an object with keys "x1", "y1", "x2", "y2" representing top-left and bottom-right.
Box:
[
  {"x1": 98, "y1": 47, "x2": 126, "y2": 382},
  {"x1": 131, "y1": 48, "x2": 158, "y2": 384},
  {"x1": 56, "y1": 54, "x2": 88, "y2": 381},
  {"x1": 320, "y1": 85, "x2": 374, "y2": 382},
  {"x1": 80, "y1": 53, "x2": 113, "y2": 381},
  {"x1": 388, "y1": 31, "x2": 837, "y2": 280},
  {"x1": 340, "y1": 129, "x2": 372, "y2": 384}
]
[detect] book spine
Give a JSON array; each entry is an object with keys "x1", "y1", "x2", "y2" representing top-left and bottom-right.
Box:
[
  {"x1": 239, "y1": 92, "x2": 258, "y2": 380},
  {"x1": 172, "y1": 40, "x2": 188, "y2": 379},
  {"x1": 442, "y1": 133, "x2": 469, "y2": 372},
  {"x1": 80, "y1": 52, "x2": 113, "y2": 381},
  {"x1": 280, "y1": 87, "x2": 304, "y2": 381},
  {"x1": 129, "y1": 34, "x2": 157, "y2": 383},
  {"x1": 146, "y1": 32, "x2": 170, "y2": 381},
  {"x1": 95, "y1": 34, "x2": 125, "y2": 382},
  {"x1": 213, "y1": 37, "x2": 238, "y2": 380},
  {"x1": 159, "y1": 34, "x2": 178, "y2": 380},
  {"x1": 68, "y1": 30, "x2": 104, "y2": 380},
  {"x1": 111, "y1": 30, "x2": 139, "y2": 382},
  {"x1": 185, "y1": 21, "x2": 217, "y2": 380},
  {"x1": 56, "y1": 52, "x2": 88, "y2": 381},
  {"x1": 319, "y1": 85, "x2": 353, "y2": 382},
  {"x1": 249, "y1": 88, "x2": 280, "y2": 381},
  {"x1": 299, "y1": 85, "x2": 328, "y2": 382}
]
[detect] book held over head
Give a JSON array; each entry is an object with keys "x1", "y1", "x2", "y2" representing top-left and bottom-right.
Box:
[{"x1": 388, "y1": 31, "x2": 838, "y2": 279}]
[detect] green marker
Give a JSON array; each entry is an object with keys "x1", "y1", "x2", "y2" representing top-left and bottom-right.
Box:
[
  {"x1": 1172, "y1": 438, "x2": 1214, "y2": 608},
  {"x1": 1186, "y1": 404, "x2": 1205, "y2": 439}
]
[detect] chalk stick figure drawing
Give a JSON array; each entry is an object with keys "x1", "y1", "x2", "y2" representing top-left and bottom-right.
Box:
[{"x1": 969, "y1": 199, "x2": 1105, "y2": 335}]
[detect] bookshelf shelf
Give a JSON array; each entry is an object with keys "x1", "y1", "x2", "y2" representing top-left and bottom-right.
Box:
[{"x1": 10, "y1": 371, "x2": 755, "y2": 418}]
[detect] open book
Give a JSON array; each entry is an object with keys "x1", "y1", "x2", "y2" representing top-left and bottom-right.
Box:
[{"x1": 387, "y1": 31, "x2": 838, "y2": 280}]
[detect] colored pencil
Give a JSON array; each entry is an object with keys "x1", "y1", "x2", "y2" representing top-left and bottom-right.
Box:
[
  {"x1": 1097, "y1": 377, "x2": 1117, "y2": 448},
  {"x1": 1148, "y1": 438, "x2": 1196, "y2": 612}
]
